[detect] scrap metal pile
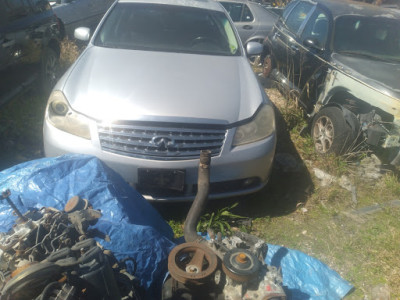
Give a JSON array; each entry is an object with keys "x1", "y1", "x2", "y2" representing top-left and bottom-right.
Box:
[
  {"x1": 0, "y1": 191, "x2": 143, "y2": 300},
  {"x1": 162, "y1": 151, "x2": 286, "y2": 300}
]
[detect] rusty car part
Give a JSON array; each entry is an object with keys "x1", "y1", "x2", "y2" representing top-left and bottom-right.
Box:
[
  {"x1": 184, "y1": 150, "x2": 211, "y2": 243},
  {"x1": 163, "y1": 151, "x2": 286, "y2": 300},
  {"x1": 221, "y1": 249, "x2": 260, "y2": 283},
  {"x1": 64, "y1": 195, "x2": 89, "y2": 213},
  {"x1": 0, "y1": 191, "x2": 144, "y2": 300},
  {"x1": 168, "y1": 242, "x2": 218, "y2": 285},
  {"x1": 1, "y1": 189, "x2": 27, "y2": 222}
]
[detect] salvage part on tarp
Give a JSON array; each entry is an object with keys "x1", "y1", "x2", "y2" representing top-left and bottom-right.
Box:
[{"x1": 0, "y1": 154, "x2": 175, "y2": 299}]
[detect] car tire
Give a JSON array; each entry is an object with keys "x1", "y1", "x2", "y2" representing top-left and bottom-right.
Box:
[
  {"x1": 262, "y1": 54, "x2": 274, "y2": 78},
  {"x1": 41, "y1": 47, "x2": 59, "y2": 93},
  {"x1": 311, "y1": 107, "x2": 354, "y2": 155}
]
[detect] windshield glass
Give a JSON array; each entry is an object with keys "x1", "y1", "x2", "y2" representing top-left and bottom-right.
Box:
[
  {"x1": 333, "y1": 15, "x2": 400, "y2": 63},
  {"x1": 94, "y1": 3, "x2": 240, "y2": 56}
]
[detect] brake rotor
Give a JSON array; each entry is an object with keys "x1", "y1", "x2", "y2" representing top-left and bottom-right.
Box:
[
  {"x1": 168, "y1": 242, "x2": 218, "y2": 285},
  {"x1": 222, "y1": 248, "x2": 260, "y2": 283}
]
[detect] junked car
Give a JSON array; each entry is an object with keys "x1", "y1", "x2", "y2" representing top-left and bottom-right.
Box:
[
  {"x1": 0, "y1": 0, "x2": 61, "y2": 105},
  {"x1": 49, "y1": 0, "x2": 114, "y2": 38},
  {"x1": 218, "y1": 0, "x2": 279, "y2": 64},
  {"x1": 43, "y1": 0, "x2": 276, "y2": 201},
  {"x1": 262, "y1": 0, "x2": 400, "y2": 164}
]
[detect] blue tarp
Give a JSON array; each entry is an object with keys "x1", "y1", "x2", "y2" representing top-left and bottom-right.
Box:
[{"x1": 0, "y1": 155, "x2": 353, "y2": 299}]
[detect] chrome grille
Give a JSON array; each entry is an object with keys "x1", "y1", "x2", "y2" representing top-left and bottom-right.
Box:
[{"x1": 97, "y1": 123, "x2": 227, "y2": 160}]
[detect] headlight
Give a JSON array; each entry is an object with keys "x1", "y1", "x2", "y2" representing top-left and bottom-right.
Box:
[
  {"x1": 46, "y1": 91, "x2": 91, "y2": 139},
  {"x1": 233, "y1": 104, "x2": 275, "y2": 146}
]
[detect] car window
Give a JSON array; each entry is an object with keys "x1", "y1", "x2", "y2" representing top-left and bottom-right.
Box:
[
  {"x1": 282, "y1": 0, "x2": 297, "y2": 20},
  {"x1": 285, "y1": 1, "x2": 313, "y2": 33},
  {"x1": 95, "y1": 3, "x2": 241, "y2": 56},
  {"x1": 334, "y1": 15, "x2": 400, "y2": 63},
  {"x1": 300, "y1": 9, "x2": 329, "y2": 49},
  {"x1": 220, "y1": 2, "x2": 243, "y2": 22},
  {"x1": 241, "y1": 4, "x2": 254, "y2": 22}
]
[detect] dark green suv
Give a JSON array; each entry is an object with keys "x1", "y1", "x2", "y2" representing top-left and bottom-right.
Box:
[{"x1": 0, "y1": 0, "x2": 61, "y2": 105}]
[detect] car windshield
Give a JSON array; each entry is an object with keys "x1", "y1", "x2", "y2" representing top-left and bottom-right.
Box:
[
  {"x1": 333, "y1": 15, "x2": 400, "y2": 63},
  {"x1": 94, "y1": 3, "x2": 240, "y2": 56}
]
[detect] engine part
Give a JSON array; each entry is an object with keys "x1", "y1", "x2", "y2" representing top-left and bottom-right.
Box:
[
  {"x1": 1, "y1": 189, "x2": 27, "y2": 222},
  {"x1": 163, "y1": 151, "x2": 286, "y2": 300},
  {"x1": 222, "y1": 249, "x2": 260, "y2": 283},
  {"x1": 184, "y1": 150, "x2": 211, "y2": 243},
  {"x1": 168, "y1": 242, "x2": 218, "y2": 285},
  {"x1": 64, "y1": 196, "x2": 89, "y2": 213},
  {"x1": 0, "y1": 191, "x2": 144, "y2": 300}
]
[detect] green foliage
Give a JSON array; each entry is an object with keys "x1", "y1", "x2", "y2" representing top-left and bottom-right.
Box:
[
  {"x1": 383, "y1": 173, "x2": 400, "y2": 195},
  {"x1": 196, "y1": 202, "x2": 246, "y2": 236},
  {"x1": 167, "y1": 219, "x2": 184, "y2": 238}
]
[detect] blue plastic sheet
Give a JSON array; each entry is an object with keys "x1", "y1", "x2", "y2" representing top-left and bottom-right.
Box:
[
  {"x1": 266, "y1": 244, "x2": 353, "y2": 299},
  {"x1": 0, "y1": 154, "x2": 175, "y2": 299},
  {"x1": 0, "y1": 155, "x2": 353, "y2": 299}
]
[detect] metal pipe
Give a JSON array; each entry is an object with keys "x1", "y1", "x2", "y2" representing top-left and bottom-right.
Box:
[
  {"x1": 183, "y1": 150, "x2": 211, "y2": 243},
  {"x1": 1, "y1": 190, "x2": 27, "y2": 222}
]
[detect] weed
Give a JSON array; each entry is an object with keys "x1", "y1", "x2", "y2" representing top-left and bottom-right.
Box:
[
  {"x1": 383, "y1": 173, "x2": 400, "y2": 195},
  {"x1": 59, "y1": 38, "x2": 80, "y2": 71},
  {"x1": 196, "y1": 202, "x2": 246, "y2": 236},
  {"x1": 167, "y1": 219, "x2": 184, "y2": 239}
]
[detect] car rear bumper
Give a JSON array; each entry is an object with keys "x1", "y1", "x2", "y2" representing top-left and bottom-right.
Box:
[{"x1": 44, "y1": 119, "x2": 276, "y2": 201}]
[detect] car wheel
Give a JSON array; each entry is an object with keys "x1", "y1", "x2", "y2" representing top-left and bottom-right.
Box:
[
  {"x1": 262, "y1": 54, "x2": 273, "y2": 77},
  {"x1": 311, "y1": 107, "x2": 354, "y2": 155},
  {"x1": 41, "y1": 47, "x2": 59, "y2": 93}
]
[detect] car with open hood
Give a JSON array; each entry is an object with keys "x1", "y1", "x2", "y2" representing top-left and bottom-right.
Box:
[
  {"x1": 262, "y1": 0, "x2": 400, "y2": 164},
  {"x1": 43, "y1": 0, "x2": 276, "y2": 201}
]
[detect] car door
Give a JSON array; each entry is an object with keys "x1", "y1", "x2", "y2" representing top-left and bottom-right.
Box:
[
  {"x1": 270, "y1": 1, "x2": 314, "y2": 86},
  {"x1": 220, "y1": 2, "x2": 257, "y2": 44},
  {"x1": 297, "y1": 7, "x2": 332, "y2": 110}
]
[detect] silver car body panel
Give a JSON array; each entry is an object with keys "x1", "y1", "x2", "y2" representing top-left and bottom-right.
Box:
[{"x1": 61, "y1": 46, "x2": 261, "y2": 124}]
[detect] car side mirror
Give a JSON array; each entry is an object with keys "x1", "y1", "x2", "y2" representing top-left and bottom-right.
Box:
[
  {"x1": 303, "y1": 38, "x2": 324, "y2": 53},
  {"x1": 74, "y1": 27, "x2": 91, "y2": 42},
  {"x1": 246, "y1": 41, "x2": 263, "y2": 57}
]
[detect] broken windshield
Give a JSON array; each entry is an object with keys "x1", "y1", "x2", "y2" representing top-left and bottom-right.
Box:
[
  {"x1": 333, "y1": 15, "x2": 400, "y2": 63},
  {"x1": 94, "y1": 3, "x2": 240, "y2": 56}
]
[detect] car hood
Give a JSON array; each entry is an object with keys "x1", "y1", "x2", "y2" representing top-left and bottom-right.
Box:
[
  {"x1": 331, "y1": 53, "x2": 400, "y2": 100},
  {"x1": 62, "y1": 46, "x2": 263, "y2": 125}
]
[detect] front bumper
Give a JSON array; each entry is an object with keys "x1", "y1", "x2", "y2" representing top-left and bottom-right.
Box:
[{"x1": 44, "y1": 119, "x2": 276, "y2": 201}]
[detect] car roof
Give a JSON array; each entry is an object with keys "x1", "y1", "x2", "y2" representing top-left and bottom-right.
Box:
[
  {"x1": 312, "y1": 0, "x2": 400, "y2": 19},
  {"x1": 118, "y1": 0, "x2": 225, "y2": 12}
]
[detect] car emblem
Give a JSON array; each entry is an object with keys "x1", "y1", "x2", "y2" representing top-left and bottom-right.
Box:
[{"x1": 151, "y1": 136, "x2": 175, "y2": 151}]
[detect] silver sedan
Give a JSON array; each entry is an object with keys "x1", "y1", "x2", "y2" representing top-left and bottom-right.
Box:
[{"x1": 43, "y1": 0, "x2": 276, "y2": 201}]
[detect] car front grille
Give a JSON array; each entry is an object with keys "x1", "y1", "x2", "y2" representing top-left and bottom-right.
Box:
[{"x1": 97, "y1": 122, "x2": 227, "y2": 160}]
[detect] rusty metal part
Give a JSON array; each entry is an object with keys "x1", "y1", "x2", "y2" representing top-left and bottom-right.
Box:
[
  {"x1": 64, "y1": 196, "x2": 89, "y2": 213},
  {"x1": 168, "y1": 242, "x2": 218, "y2": 285},
  {"x1": 183, "y1": 150, "x2": 211, "y2": 243},
  {"x1": 222, "y1": 249, "x2": 260, "y2": 283},
  {"x1": 1, "y1": 190, "x2": 27, "y2": 222},
  {"x1": 11, "y1": 262, "x2": 35, "y2": 278},
  {"x1": 68, "y1": 208, "x2": 102, "y2": 235}
]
